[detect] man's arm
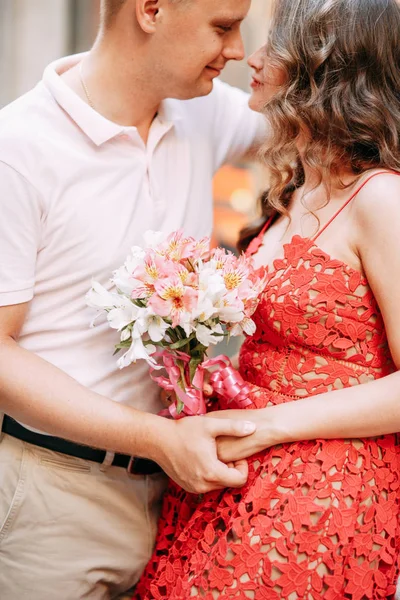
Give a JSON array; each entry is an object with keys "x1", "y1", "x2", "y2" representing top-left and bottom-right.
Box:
[
  {"x1": 0, "y1": 302, "x2": 256, "y2": 493},
  {"x1": 0, "y1": 159, "x2": 257, "y2": 493}
]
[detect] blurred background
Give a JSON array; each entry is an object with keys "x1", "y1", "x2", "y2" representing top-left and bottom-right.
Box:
[{"x1": 0, "y1": 0, "x2": 272, "y2": 251}]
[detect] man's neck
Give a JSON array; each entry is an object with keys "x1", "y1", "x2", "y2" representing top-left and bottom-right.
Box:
[{"x1": 61, "y1": 43, "x2": 162, "y2": 143}]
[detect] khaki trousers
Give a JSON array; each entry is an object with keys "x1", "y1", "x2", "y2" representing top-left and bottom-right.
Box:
[{"x1": 0, "y1": 433, "x2": 167, "y2": 600}]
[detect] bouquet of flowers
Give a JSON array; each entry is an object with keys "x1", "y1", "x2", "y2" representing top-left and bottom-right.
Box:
[{"x1": 87, "y1": 230, "x2": 267, "y2": 418}]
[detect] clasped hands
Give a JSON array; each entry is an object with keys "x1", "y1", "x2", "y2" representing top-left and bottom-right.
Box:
[{"x1": 160, "y1": 386, "x2": 273, "y2": 469}]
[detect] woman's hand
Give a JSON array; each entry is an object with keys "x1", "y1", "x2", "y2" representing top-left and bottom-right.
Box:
[{"x1": 207, "y1": 408, "x2": 281, "y2": 463}]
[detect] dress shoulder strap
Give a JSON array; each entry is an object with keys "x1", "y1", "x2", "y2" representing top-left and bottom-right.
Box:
[
  {"x1": 260, "y1": 214, "x2": 275, "y2": 238},
  {"x1": 246, "y1": 214, "x2": 275, "y2": 256},
  {"x1": 313, "y1": 170, "x2": 400, "y2": 242}
]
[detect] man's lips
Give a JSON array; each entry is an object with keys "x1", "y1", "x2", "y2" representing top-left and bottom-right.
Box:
[{"x1": 206, "y1": 65, "x2": 224, "y2": 76}]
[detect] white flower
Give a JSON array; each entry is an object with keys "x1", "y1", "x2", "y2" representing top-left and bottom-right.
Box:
[
  {"x1": 197, "y1": 267, "x2": 226, "y2": 301},
  {"x1": 214, "y1": 291, "x2": 245, "y2": 323},
  {"x1": 112, "y1": 247, "x2": 146, "y2": 295},
  {"x1": 230, "y1": 317, "x2": 256, "y2": 337},
  {"x1": 134, "y1": 308, "x2": 170, "y2": 343},
  {"x1": 196, "y1": 323, "x2": 224, "y2": 347},
  {"x1": 193, "y1": 292, "x2": 217, "y2": 323},
  {"x1": 148, "y1": 316, "x2": 169, "y2": 342},
  {"x1": 117, "y1": 336, "x2": 157, "y2": 369},
  {"x1": 107, "y1": 298, "x2": 139, "y2": 331},
  {"x1": 179, "y1": 312, "x2": 195, "y2": 337},
  {"x1": 216, "y1": 303, "x2": 244, "y2": 324},
  {"x1": 120, "y1": 328, "x2": 131, "y2": 342},
  {"x1": 86, "y1": 281, "x2": 119, "y2": 310},
  {"x1": 112, "y1": 265, "x2": 138, "y2": 296},
  {"x1": 86, "y1": 281, "x2": 140, "y2": 330},
  {"x1": 241, "y1": 317, "x2": 256, "y2": 336},
  {"x1": 193, "y1": 268, "x2": 228, "y2": 323}
]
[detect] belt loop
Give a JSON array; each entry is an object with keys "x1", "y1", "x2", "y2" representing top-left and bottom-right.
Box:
[
  {"x1": 0, "y1": 413, "x2": 4, "y2": 443},
  {"x1": 100, "y1": 450, "x2": 115, "y2": 472}
]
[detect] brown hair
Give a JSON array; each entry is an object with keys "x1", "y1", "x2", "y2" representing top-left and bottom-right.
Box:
[
  {"x1": 100, "y1": 0, "x2": 127, "y2": 27},
  {"x1": 100, "y1": 0, "x2": 191, "y2": 27},
  {"x1": 238, "y1": 0, "x2": 400, "y2": 252}
]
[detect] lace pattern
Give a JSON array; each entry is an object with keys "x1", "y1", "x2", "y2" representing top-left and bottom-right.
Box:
[{"x1": 134, "y1": 235, "x2": 400, "y2": 600}]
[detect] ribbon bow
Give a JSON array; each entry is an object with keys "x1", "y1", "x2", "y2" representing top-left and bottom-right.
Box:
[{"x1": 151, "y1": 351, "x2": 253, "y2": 419}]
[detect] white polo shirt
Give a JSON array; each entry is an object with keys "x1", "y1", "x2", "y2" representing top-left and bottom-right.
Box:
[{"x1": 0, "y1": 54, "x2": 263, "y2": 421}]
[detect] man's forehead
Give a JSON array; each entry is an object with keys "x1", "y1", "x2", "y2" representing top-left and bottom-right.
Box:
[{"x1": 202, "y1": 0, "x2": 251, "y2": 22}]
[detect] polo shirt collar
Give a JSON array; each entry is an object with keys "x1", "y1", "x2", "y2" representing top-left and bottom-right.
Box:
[
  {"x1": 42, "y1": 53, "x2": 183, "y2": 147},
  {"x1": 157, "y1": 99, "x2": 184, "y2": 126}
]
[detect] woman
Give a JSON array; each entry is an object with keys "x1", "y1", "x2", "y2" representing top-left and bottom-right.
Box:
[{"x1": 134, "y1": 0, "x2": 400, "y2": 597}]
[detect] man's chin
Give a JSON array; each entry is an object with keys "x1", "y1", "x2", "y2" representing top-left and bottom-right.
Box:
[{"x1": 171, "y1": 80, "x2": 215, "y2": 101}]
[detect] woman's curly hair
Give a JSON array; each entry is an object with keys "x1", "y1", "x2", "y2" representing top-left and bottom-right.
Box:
[{"x1": 239, "y1": 0, "x2": 400, "y2": 252}]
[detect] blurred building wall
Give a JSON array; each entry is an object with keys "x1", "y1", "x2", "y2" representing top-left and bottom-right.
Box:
[{"x1": 0, "y1": 0, "x2": 71, "y2": 107}]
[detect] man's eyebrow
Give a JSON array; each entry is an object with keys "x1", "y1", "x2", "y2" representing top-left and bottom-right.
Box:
[{"x1": 210, "y1": 16, "x2": 245, "y2": 26}]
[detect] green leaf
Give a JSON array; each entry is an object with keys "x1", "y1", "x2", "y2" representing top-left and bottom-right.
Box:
[
  {"x1": 176, "y1": 364, "x2": 187, "y2": 390},
  {"x1": 114, "y1": 340, "x2": 132, "y2": 351},
  {"x1": 190, "y1": 341, "x2": 208, "y2": 356},
  {"x1": 188, "y1": 356, "x2": 204, "y2": 384},
  {"x1": 176, "y1": 399, "x2": 185, "y2": 414},
  {"x1": 131, "y1": 298, "x2": 147, "y2": 308},
  {"x1": 144, "y1": 340, "x2": 166, "y2": 348},
  {"x1": 169, "y1": 333, "x2": 196, "y2": 350}
]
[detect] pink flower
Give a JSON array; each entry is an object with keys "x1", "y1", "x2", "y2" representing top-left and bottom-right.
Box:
[
  {"x1": 131, "y1": 253, "x2": 176, "y2": 298},
  {"x1": 187, "y1": 237, "x2": 211, "y2": 262},
  {"x1": 150, "y1": 277, "x2": 198, "y2": 328},
  {"x1": 212, "y1": 247, "x2": 237, "y2": 270},
  {"x1": 155, "y1": 230, "x2": 195, "y2": 263}
]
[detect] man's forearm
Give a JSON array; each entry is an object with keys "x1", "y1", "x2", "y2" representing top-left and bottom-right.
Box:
[{"x1": 0, "y1": 337, "x2": 169, "y2": 459}]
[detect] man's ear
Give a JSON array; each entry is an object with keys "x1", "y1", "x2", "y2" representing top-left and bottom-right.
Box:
[{"x1": 136, "y1": 0, "x2": 163, "y2": 34}]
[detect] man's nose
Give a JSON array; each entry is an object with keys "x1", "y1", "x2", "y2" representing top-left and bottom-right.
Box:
[{"x1": 223, "y1": 32, "x2": 245, "y2": 62}]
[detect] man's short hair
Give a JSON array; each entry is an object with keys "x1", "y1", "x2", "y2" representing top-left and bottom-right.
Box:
[
  {"x1": 101, "y1": 0, "x2": 127, "y2": 27},
  {"x1": 101, "y1": 0, "x2": 190, "y2": 27}
]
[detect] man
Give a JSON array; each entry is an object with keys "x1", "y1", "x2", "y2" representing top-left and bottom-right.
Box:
[{"x1": 0, "y1": 0, "x2": 264, "y2": 597}]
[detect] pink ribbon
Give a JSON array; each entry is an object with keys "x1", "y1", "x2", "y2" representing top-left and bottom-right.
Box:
[
  {"x1": 204, "y1": 356, "x2": 253, "y2": 411},
  {"x1": 151, "y1": 351, "x2": 253, "y2": 419}
]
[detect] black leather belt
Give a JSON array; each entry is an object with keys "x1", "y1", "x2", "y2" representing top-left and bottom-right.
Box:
[{"x1": 1, "y1": 415, "x2": 162, "y2": 476}]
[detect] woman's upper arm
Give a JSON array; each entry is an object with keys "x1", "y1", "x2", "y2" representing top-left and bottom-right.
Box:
[{"x1": 355, "y1": 173, "x2": 400, "y2": 367}]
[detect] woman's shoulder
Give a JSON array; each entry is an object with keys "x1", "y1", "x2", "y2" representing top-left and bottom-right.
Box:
[
  {"x1": 351, "y1": 170, "x2": 400, "y2": 275},
  {"x1": 355, "y1": 169, "x2": 400, "y2": 205},
  {"x1": 353, "y1": 170, "x2": 400, "y2": 229}
]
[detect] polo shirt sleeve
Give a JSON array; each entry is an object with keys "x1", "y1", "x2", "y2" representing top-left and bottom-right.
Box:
[
  {"x1": 0, "y1": 161, "x2": 42, "y2": 306},
  {"x1": 211, "y1": 80, "x2": 267, "y2": 171}
]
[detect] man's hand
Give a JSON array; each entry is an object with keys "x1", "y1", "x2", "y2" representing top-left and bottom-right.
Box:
[
  {"x1": 152, "y1": 416, "x2": 256, "y2": 494},
  {"x1": 206, "y1": 408, "x2": 278, "y2": 463},
  {"x1": 217, "y1": 432, "x2": 263, "y2": 463}
]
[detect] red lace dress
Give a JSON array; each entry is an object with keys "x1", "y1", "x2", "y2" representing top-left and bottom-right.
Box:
[{"x1": 134, "y1": 173, "x2": 400, "y2": 600}]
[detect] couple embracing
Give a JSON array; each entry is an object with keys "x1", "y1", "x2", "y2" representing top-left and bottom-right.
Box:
[{"x1": 0, "y1": 0, "x2": 399, "y2": 599}]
